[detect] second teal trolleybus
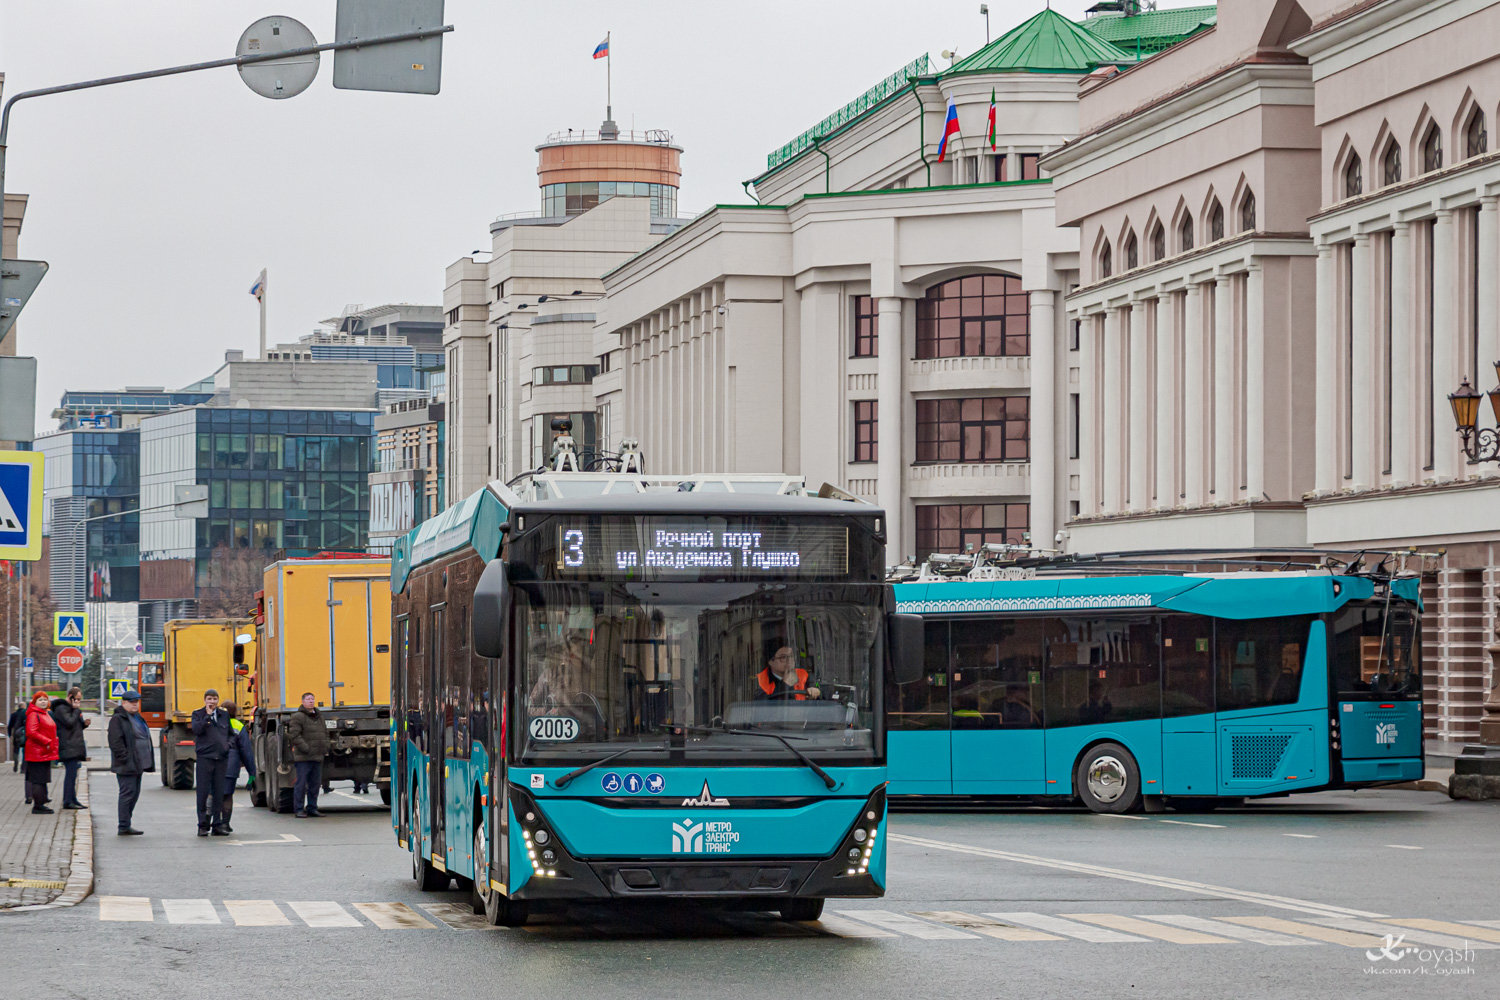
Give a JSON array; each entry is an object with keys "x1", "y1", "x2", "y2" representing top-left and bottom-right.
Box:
[
  {"x1": 389, "y1": 473, "x2": 921, "y2": 925},
  {"x1": 887, "y1": 552, "x2": 1424, "y2": 812}
]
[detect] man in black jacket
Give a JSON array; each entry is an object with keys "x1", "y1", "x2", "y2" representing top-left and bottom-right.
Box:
[
  {"x1": 51, "y1": 687, "x2": 91, "y2": 809},
  {"x1": 108, "y1": 690, "x2": 155, "y2": 835},
  {"x1": 190, "y1": 690, "x2": 232, "y2": 836}
]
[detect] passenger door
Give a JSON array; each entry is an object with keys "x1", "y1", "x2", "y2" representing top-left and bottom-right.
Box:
[
  {"x1": 428, "y1": 605, "x2": 447, "y2": 865},
  {"x1": 1160, "y1": 615, "x2": 1217, "y2": 796},
  {"x1": 951, "y1": 617, "x2": 1046, "y2": 795},
  {"x1": 886, "y1": 620, "x2": 953, "y2": 795}
]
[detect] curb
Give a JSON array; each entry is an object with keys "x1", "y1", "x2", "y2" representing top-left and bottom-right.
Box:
[{"x1": 3, "y1": 770, "x2": 95, "y2": 913}]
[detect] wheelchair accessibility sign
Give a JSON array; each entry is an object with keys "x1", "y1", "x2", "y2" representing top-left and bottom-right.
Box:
[
  {"x1": 55, "y1": 612, "x2": 88, "y2": 646},
  {"x1": 108, "y1": 679, "x2": 130, "y2": 700}
]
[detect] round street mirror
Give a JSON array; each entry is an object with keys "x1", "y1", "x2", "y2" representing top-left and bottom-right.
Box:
[{"x1": 236, "y1": 16, "x2": 319, "y2": 100}]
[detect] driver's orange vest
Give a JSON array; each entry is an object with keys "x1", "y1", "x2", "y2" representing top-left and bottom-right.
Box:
[{"x1": 758, "y1": 667, "x2": 809, "y2": 699}]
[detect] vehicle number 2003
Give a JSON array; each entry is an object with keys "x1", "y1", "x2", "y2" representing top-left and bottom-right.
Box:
[{"x1": 529, "y1": 716, "x2": 579, "y2": 741}]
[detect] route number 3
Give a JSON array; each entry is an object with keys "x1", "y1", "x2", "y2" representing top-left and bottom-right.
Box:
[{"x1": 562, "y1": 529, "x2": 585, "y2": 568}]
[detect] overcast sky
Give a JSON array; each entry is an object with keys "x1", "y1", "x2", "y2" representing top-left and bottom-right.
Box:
[{"x1": 3, "y1": 0, "x2": 1116, "y2": 432}]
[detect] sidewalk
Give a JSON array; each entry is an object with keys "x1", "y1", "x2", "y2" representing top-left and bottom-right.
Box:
[{"x1": 0, "y1": 765, "x2": 94, "y2": 910}]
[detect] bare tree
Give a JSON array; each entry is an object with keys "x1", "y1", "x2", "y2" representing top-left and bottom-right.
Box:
[{"x1": 196, "y1": 546, "x2": 271, "y2": 619}]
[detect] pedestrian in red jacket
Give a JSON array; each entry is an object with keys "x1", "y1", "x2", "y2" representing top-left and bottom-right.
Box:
[{"x1": 24, "y1": 690, "x2": 59, "y2": 814}]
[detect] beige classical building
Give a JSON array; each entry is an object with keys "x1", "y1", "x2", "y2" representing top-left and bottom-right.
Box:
[
  {"x1": 591, "y1": 11, "x2": 1153, "y2": 561},
  {"x1": 1043, "y1": 0, "x2": 1500, "y2": 742}
]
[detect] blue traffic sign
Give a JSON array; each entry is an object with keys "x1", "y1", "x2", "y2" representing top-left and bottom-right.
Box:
[
  {"x1": 108, "y1": 679, "x2": 129, "y2": 699},
  {"x1": 23, "y1": 657, "x2": 33, "y2": 671},
  {"x1": 0, "y1": 451, "x2": 43, "y2": 561},
  {"x1": 601, "y1": 772, "x2": 622, "y2": 793},
  {"x1": 54, "y1": 612, "x2": 87, "y2": 647}
]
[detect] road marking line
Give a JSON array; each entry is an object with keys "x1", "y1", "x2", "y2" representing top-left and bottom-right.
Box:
[
  {"x1": 98, "y1": 895, "x2": 153, "y2": 922},
  {"x1": 354, "y1": 901, "x2": 434, "y2": 929},
  {"x1": 224, "y1": 900, "x2": 290, "y2": 927},
  {"x1": 1158, "y1": 819, "x2": 1226, "y2": 829},
  {"x1": 1064, "y1": 913, "x2": 1235, "y2": 944},
  {"x1": 1283, "y1": 834, "x2": 1318, "y2": 839},
  {"x1": 1460, "y1": 920, "x2": 1500, "y2": 931},
  {"x1": 833, "y1": 909, "x2": 978, "y2": 939},
  {"x1": 808, "y1": 913, "x2": 897, "y2": 938},
  {"x1": 420, "y1": 902, "x2": 502, "y2": 931},
  {"x1": 162, "y1": 899, "x2": 220, "y2": 924},
  {"x1": 1148, "y1": 915, "x2": 1319, "y2": 946},
  {"x1": 1220, "y1": 916, "x2": 1384, "y2": 948},
  {"x1": 916, "y1": 911, "x2": 1063, "y2": 941},
  {"x1": 226, "y1": 833, "x2": 301, "y2": 846},
  {"x1": 288, "y1": 901, "x2": 362, "y2": 928},
  {"x1": 983, "y1": 912, "x2": 1147, "y2": 943},
  {"x1": 889, "y1": 832, "x2": 1387, "y2": 918},
  {"x1": 1300, "y1": 917, "x2": 1500, "y2": 951},
  {"x1": 1098, "y1": 814, "x2": 1148, "y2": 820},
  {"x1": 1389, "y1": 919, "x2": 1500, "y2": 945},
  {"x1": 1385, "y1": 844, "x2": 1423, "y2": 850}
]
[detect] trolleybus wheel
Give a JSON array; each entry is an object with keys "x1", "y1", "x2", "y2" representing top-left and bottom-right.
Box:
[
  {"x1": 471, "y1": 815, "x2": 528, "y2": 926},
  {"x1": 1074, "y1": 742, "x2": 1142, "y2": 814},
  {"x1": 779, "y1": 898, "x2": 825, "y2": 921},
  {"x1": 412, "y1": 798, "x2": 448, "y2": 891}
]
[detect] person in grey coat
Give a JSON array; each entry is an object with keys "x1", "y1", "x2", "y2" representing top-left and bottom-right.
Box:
[{"x1": 107, "y1": 690, "x2": 155, "y2": 835}]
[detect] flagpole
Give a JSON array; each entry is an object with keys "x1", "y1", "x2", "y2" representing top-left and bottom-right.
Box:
[
  {"x1": 259, "y1": 269, "x2": 267, "y2": 359},
  {"x1": 606, "y1": 31, "x2": 612, "y2": 121}
]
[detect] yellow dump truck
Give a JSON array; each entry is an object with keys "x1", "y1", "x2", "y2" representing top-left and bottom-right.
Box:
[
  {"x1": 251, "y1": 555, "x2": 393, "y2": 811},
  {"x1": 159, "y1": 619, "x2": 257, "y2": 789}
]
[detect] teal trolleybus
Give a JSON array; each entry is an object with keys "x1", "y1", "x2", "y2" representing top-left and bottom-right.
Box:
[
  {"x1": 389, "y1": 473, "x2": 920, "y2": 925},
  {"x1": 887, "y1": 557, "x2": 1423, "y2": 811}
]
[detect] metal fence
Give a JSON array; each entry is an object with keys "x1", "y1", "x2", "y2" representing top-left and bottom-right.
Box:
[{"x1": 765, "y1": 54, "x2": 931, "y2": 172}]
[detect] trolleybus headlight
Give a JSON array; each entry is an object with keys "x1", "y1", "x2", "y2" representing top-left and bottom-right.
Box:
[
  {"x1": 542, "y1": 850, "x2": 556, "y2": 865},
  {"x1": 848, "y1": 848, "x2": 861, "y2": 861},
  {"x1": 852, "y1": 828, "x2": 867, "y2": 843},
  {"x1": 534, "y1": 829, "x2": 550, "y2": 845}
]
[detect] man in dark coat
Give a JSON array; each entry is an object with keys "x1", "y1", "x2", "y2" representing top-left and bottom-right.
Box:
[
  {"x1": 190, "y1": 689, "x2": 232, "y2": 836},
  {"x1": 50, "y1": 687, "x2": 91, "y2": 809},
  {"x1": 107, "y1": 690, "x2": 155, "y2": 835},
  {"x1": 284, "y1": 693, "x2": 331, "y2": 818}
]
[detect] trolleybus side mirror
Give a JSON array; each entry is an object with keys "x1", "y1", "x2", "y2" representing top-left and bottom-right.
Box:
[
  {"x1": 890, "y1": 614, "x2": 925, "y2": 685},
  {"x1": 473, "y1": 559, "x2": 510, "y2": 659}
]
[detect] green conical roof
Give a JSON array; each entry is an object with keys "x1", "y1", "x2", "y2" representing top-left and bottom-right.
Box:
[{"x1": 946, "y1": 8, "x2": 1132, "y2": 75}]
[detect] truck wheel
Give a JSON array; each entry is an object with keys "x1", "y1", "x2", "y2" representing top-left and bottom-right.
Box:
[
  {"x1": 1075, "y1": 742, "x2": 1142, "y2": 814},
  {"x1": 277, "y1": 787, "x2": 294, "y2": 813},
  {"x1": 780, "y1": 898, "x2": 825, "y2": 921},
  {"x1": 159, "y1": 746, "x2": 171, "y2": 787},
  {"x1": 171, "y1": 759, "x2": 195, "y2": 791},
  {"x1": 380, "y1": 786, "x2": 392, "y2": 806},
  {"x1": 252, "y1": 785, "x2": 268, "y2": 808}
]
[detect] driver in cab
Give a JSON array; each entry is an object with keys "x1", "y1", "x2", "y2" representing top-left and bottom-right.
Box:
[{"x1": 756, "y1": 646, "x2": 821, "y2": 700}]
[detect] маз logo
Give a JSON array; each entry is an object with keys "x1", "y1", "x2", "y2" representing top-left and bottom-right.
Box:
[
  {"x1": 1375, "y1": 722, "x2": 1398, "y2": 745},
  {"x1": 672, "y1": 818, "x2": 705, "y2": 853}
]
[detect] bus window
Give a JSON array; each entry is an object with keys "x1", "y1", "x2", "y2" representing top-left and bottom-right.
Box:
[
  {"x1": 950, "y1": 618, "x2": 1044, "y2": 729},
  {"x1": 1046, "y1": 617, "x2": 1159, "y2": 727},
  {"x1": 1161, "y1": 615, "x2": 1214, "y2": 717},
  {"x1": 1330, "y1": 604, "x2": 1420, "y2": 698},
  {"x1": 1215, "y1": 615, "x2": 1314, "y2": 711},
  {"x1": 888, "y1": 620, "x2": 951, "y2": 730}
]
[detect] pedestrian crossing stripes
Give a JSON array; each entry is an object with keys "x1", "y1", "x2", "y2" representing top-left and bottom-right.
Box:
[{"x1": 93, "y1": 899, "x2": 1500, "y2": 945}]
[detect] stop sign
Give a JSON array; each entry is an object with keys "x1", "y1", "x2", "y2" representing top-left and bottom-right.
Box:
[{"x1": 57, "y1": 648, "x2": 84, "y2": 674}]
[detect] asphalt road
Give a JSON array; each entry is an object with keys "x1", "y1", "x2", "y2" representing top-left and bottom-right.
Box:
[{"x1": 4, "y1": 773, "x2": 1495, "y2": 999}]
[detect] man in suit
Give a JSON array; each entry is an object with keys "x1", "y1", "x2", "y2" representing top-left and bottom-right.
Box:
[{"x1": 190, "y1": 690, "x2": 232, "y2": 836}]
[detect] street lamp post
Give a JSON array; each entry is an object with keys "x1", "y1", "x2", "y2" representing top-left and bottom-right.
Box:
[{"x1": 1447, "y1": 363, "x2": 1500, "y2": 463}]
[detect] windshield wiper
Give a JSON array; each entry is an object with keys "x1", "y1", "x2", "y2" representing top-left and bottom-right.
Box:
[
  {"x1": 679, "y1": 725, "x2": 838, "y2": 790},
  {"x1": 550, "y1": 744, "x2": 667, "y2": 789}
]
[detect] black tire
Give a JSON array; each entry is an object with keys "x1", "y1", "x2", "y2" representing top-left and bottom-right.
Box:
[
  {"x1": 412, "y1": 798, "x2": 448, "y2": 891},
  {"x1": 780, "y1": 898, "x2": 825, "y2": 921},
  {"x1": 380, "y1": 786, "x2": 392, "y2": 806},
  {"x1": 1074, "y1": 742, "x2": 1142, "y2": 814},
  {"x1": 159, "y1": 744, "x2": 170, "y2": 787},
  {"x1": 252, "y1": 786, "x2": 267, "y2": 808},
  {"x1": 171, "y1": 759, "x2": 195, "y2": 791},
  {"x1": 277, "y1": 787, "x2": 293, "y2": 813}
]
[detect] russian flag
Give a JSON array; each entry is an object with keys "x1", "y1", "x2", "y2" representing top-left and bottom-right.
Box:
[
  {"x1": 593, "y1": 35, "x2": 609, "y2": 60},
  {"x1": 937, "y1": 94, "x2": 960, "y2": 162}
]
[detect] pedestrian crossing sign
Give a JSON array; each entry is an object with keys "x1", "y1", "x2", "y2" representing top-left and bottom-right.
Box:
[
  {"x1": 108, "y1": 679, "x2": 129, "y2": 699},
  {"x1": 55, "y1": 611, "x2": 88, "y2": 647},
  {"x1": 0, "y1": 450, "x2": 43, "y2": 561}
]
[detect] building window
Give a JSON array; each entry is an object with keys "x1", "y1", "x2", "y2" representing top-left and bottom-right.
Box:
[
  {"x1": 1240, "y1": 190, "x2": 1256, "y2": 233},
  {"x1": 994, "y1": 155, "x2": 1008, "y2": 182},
  {"x1": 1209, "y1": 200, "x2": 1224, "y2": 241},
  {"x1": 916, "y1": 502, "x2": 1029, "y2": 560},
  {"x1": 1179, "y1": 212, "x2": 1194, "y2": 252},
  {"x1": 1019, "y1": 153, "x2": 1041, "y2": 180},
  {"x1": 853, "y1": 401, "x2": 878, "y2": 462},
  {"x1": 1382, "y1": 142, "x2": 1402, "y2": 186},
  {"x1": 1422, "y1": 125, "x2": 1442, "y2": 173},
  {"x1": 598, "y1": 352, "x2": 612, "y2": 373},
  {"x1": 1099, "y1": 241, "x2": 1113, "y2": 279},
  {"x1": 915, "y1": 396, "x2": 1030, "y2": 464},
  {"x1": 1123, "y1": 231, "x2": 1138, "y2": 271},
  {"x1": 1466, "y1": 109, "x2": 1487, "y2": 158},
  {"x1": 532, "y1": 364, "x2": 600, "y2": 386},
  {"x1": 915, "y1": 274, "x2": 1029, "y2": 359},
  {"x1": 1069, "y1": 393, "x2": 1080, "y2": 459},
  {"x1": 541, "y1": 180, "x2": 677, "y2": 219},
  {"x1": 446, "y1": 307, "x2": 460, "y2": 326},
  {"x1": 1069, "y1": 318, "x2": 1080, "y2": 351},
  {"x1": 852, "y1": 295, "x2": 877, "y2": 357},
  {"x1": 1150, "y1": 223, "x2": 1166, "y2": 262},
  {"x1": 1344, "y1": 154, "x2": 1363, "y2": 198}
]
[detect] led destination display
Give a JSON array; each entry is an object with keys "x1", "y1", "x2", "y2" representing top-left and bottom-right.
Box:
[{"x1": 552, "y1": 520, "x2": 849, "y2": 580}]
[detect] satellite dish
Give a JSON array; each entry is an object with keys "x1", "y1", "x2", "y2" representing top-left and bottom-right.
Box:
[{"x1": 237, "y1": 16, "x2": 319, "y2": 100}]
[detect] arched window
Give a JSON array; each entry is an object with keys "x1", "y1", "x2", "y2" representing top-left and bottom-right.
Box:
[
  {"x1": 1344, "y1": 154, "x2": 1363, "y2": 198},
  {"x1": 1240, "y1": 190, "x2": 1256, "y2": 233},
  {"x1": 1382, "y1": 142, "x2": 1402, "y2": 185},
  {"x1": 1151, "y1": 223, "x2": 1166, "y2": 262},
  {"x1": 915, "y1": 273, "x2": 1030, "y2": 359},
  {"x1": 1209, "y1": 200, "x2": 1224, "y2": 241},
  {"x1": 1100, "y1": 241, "x2": 1113, "y2": 279},
  {"x1": 1179, "y1": 212, "x2": 1194, "y2": 252},
  {"x1": 1422, "y1": 125, "x2": 1443, "y2": 173},
  {"x1": 1124, "y1": 231, "x2": 1139, "y2": 271},
  {"x1": 1467, "y1": 109, "x2": 1488, "y2": 158}
]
